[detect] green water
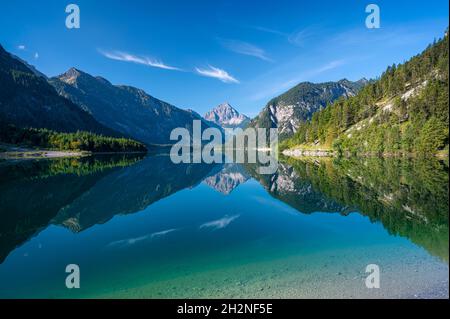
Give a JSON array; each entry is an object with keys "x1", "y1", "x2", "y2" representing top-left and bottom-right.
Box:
[{"x1": 0, "y1": 154, "x2": 448, "y2": 298}]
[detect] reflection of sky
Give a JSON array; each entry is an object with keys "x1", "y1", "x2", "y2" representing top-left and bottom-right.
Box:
[
  {"x1": 108, "y1": 228, "x2": 178, "y2": 248},
  {"x1": 200, "y1": 215, "x2": 240, "y2": 230}
]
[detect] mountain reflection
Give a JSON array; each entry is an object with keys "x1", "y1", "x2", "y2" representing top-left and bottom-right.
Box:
[
  {"x1": 0, "y1": 153, "x2": 448, "y2": 265},
  {"x1": 0, "y1": 154, "x2": 144, "y2": 263},
  {"x1": 248, "y1": 156, "x2": 449, "y2": 263},
  {"x1": 52, "y1": 155, "x2": 218, "y2": 232},
  {"x1": 203, "y1": 164, "x2": 250, "y2": 194}
]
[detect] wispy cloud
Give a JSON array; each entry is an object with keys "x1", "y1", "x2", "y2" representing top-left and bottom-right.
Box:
[
  {"x1": 18, "y1": 45, "x2": 26, "y2": 50},
  {"x1": 248, "y1": 25, "x2": 288, "y2": 37},
  {"x1": 107, "y1": 228, "x2": 177, "y2": 248},
  {"x1": 330, "y1": 25, "x2": 433, "y2": 47},
  {"x1": 195, "y1": 65, "x2": 239, "y2": 83},
  {"x1": 219, "y1": 39, "x2": 273, "y2": 62},
  {"x1": 314, "y1": 59, "x2": 345, "y2": 73},
  {"x1": 247, "y1": 24, "x2": 319, "y2": 47},
  {"x1": 34, "y1": 52, "x2": 39, "y2": 59},
  {"x1": 250, "y1": 59, "x2": 346, "y2": 101},
  {"x1": 200, "y1": 215, "x2": 239, "y2": 230},
  {"x1": 287, "y1": 26, "x2": 319, "y2": 46},
  {"x1": 99, "y1": 50, "x2": 182, "y2": 71}
]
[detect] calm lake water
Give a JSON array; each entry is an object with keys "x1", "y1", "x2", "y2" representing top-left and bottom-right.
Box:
[{"x1": 0, "y1": 153, "x2": 448, "y2": 298}]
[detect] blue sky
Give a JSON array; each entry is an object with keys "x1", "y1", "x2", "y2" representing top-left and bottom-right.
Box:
[{"x1": 0, "y1": 0, "x2": 448, "y2": 117}]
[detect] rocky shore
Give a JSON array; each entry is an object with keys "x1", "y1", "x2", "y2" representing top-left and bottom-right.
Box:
[{"x1": 282, "y1": 148, "x2": 336, "y2": 157}]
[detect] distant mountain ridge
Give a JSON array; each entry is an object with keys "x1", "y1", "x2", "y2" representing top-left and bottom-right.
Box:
[
  {"x1": 9, "y1": 54, "x2": 48, "y2": 79},
  {"x1": 204, "y1": 102, "x2": 250, "y2": 129},
  {"x1": 50, "y1": 68, "x2": 218, "y2": 145},
  {"x1": 0, "y1": 45, "x2": 118, "y2": 136},
  {"x1": 249, "y1": 78, "x2": 368, "y2": 139}
]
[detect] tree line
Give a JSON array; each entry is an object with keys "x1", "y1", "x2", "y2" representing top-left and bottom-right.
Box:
[{"x1": 0, "y1": 124, "x2": 147, "y2": 153}]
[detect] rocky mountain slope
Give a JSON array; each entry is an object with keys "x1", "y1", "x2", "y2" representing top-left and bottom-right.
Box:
[
  {"x1": 50, "y1": 68, "x2": 218, "y2": 145},
  {"x1": 0, "y1": 45, "x2": 118, "y2": 136},
  {"x1": 249, "y1": 79, "x2": 367, "y2": 139},
  {"x1": 204, "y1": 102, "x2": 250, "y2": 129}
]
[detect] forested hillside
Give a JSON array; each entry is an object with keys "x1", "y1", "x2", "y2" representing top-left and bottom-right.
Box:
[
  {"x1": 0, "y1": 124, "x2": 147, "y2": 153},
  {"x1": 282, "y1": 31, "x2": 449, "y2": 156}
]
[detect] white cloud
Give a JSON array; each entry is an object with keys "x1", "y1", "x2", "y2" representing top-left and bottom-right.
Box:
[
  {"x1": 99, "y1": 50, "x2": 182, "y2": 71},
  {"x1": 18, "y1": 45, "x2": 26, "y2": 50},
  {"x1": 199, "y1": 215, "x2": 239, "y2": 230},
  {"x1": 220, "y1": 39, "x2": 273, "y2": 62},
  {"x1": 195, "y1": 65, "x2": 239, "y2": 83},
  {"x1": 34, "y1": 52, "x2": 39, "y2": 59}
]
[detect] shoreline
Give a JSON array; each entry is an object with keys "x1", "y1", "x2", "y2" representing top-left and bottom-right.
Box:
[
  {"x1": 0, "y1": 149, "x2": 89, "y2": 160},
  {"x1": 0, "y1": 144, "x2": 148, "y2": 160},
  {"x1": 282, "y1": 147, "x2": 449, "y2": 159}
]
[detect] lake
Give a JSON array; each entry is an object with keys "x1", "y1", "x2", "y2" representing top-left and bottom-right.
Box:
[{"x1": 0, "y1": 153, "x2": 448, "y2": 298}]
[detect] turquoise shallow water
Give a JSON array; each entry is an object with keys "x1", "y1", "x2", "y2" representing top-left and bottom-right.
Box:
[{"x1": 0, "y1": 155, "x2": 448, "y2": 298}]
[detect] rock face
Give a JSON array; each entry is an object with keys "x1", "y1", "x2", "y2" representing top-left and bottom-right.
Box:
[
  {"x1": 0, "y1": 45, "x2": 117, "y2": 136},
  {"x1": 50, "y1": 68, "x2": 217, "y2": 145},
  {"x1": 204, "y1": 102, "x2": 250, "y2": 129},
  {"x1": 249, "y1": 79, "x2": 367, "y2": 139}
]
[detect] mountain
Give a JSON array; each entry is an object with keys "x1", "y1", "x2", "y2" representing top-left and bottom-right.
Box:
[
  {"x1": 9, "y1": 54, "x2": 47, "y2": 79},
  {"x1": 283, "y1": 31, "x2": 449, "y2": 156},
  {"x1": 0, "y1": 45, "x2": 118, "y2": 136},
  {"x1": 50, "y1": 68, "x2": 218, "y2": 145},
  {"x1": 249, "y1": 79, "x2": 367, "y2": 139},
  {"x1": 204, "y1": 102, "x2": 250, "y2": 129}
]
